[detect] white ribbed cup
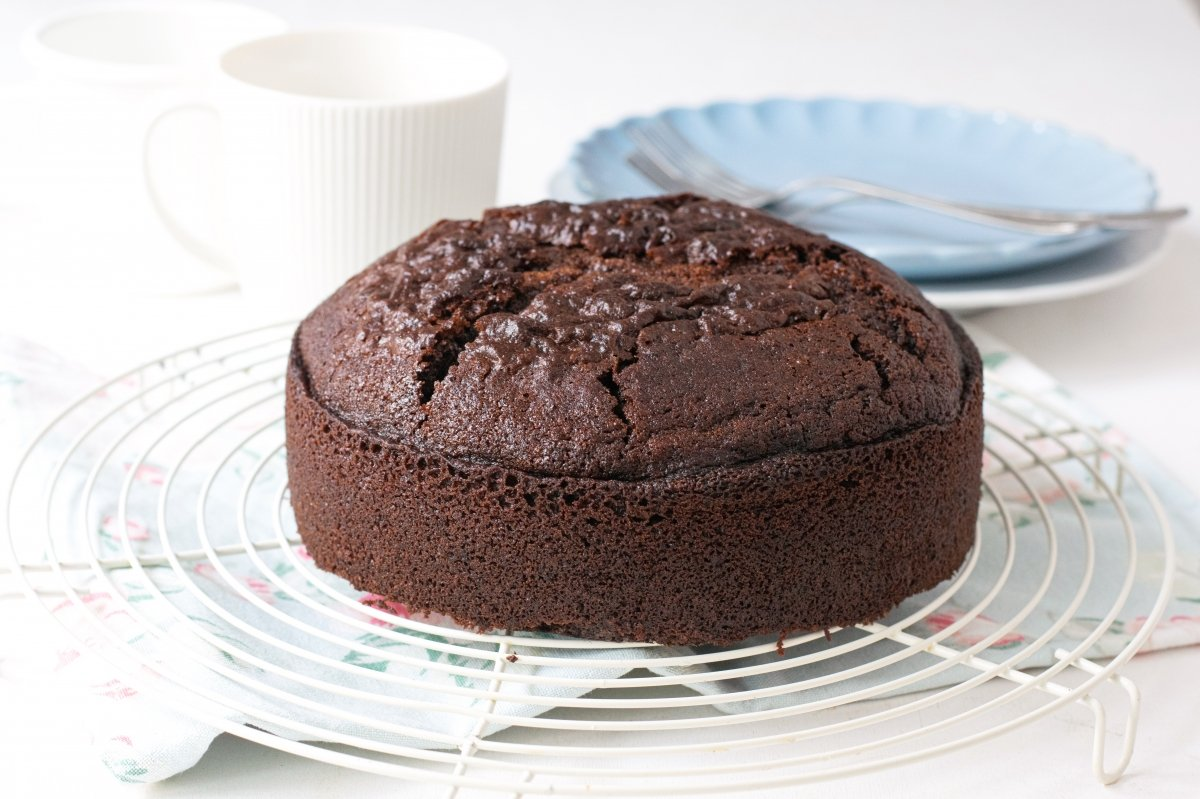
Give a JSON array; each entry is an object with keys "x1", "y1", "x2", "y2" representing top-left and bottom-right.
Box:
[{"x1": 146, "y1": 28, "x2": 508, "y2": 317}]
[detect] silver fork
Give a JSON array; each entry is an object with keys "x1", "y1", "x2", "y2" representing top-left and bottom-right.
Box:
[
  {"x1": 628, "y1": 151, "x2": 861, "y2": 224},
  {"x1": 626, "y1": 120, "x2": 1188, "y2": 236}
]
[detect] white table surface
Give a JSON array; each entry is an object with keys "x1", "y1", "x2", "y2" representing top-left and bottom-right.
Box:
[{"x1": 1, "y1": 0, "x2": 1198, "y2": 796}]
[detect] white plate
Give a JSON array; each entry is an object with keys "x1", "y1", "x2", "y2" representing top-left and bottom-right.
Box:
[{"x1": 921, "y1": 226, "x2": 1169, "y2": 311}]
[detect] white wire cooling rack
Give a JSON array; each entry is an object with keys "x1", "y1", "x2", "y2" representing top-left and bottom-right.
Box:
[{"x1": 0, "y1": 323, "x2": 1176, "y2": 796}]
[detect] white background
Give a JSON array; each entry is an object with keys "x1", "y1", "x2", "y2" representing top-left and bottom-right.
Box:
[{"x1": 1, "y1": 0, "x2": 1198, "y2": 796}]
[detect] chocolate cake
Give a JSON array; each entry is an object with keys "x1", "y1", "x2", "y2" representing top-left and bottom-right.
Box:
[{"x1": 285, "y1": 195, "x2": 983, "y2": 645}]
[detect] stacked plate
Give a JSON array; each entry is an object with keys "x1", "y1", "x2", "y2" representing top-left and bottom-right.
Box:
[{"x1": 551, "y1": 98, "x2": 1167, "y2": 311}]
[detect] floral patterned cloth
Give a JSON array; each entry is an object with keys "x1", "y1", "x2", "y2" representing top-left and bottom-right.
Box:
[{"x1": 1, "y1": 328, "x2": 1197, "y2": 782}]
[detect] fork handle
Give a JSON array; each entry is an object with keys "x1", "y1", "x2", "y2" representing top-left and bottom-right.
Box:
[
  {"x1": 952, "y1": 202, "x2": 1188, "y2": 229},
  {"x1": 783, "y1": 177, "x2": 1187, "y2": 234}
]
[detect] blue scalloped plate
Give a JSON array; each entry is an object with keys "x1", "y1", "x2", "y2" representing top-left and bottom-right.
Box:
[{"x1": 557, "y1": 99, "x2": 1157, "y2": 279}]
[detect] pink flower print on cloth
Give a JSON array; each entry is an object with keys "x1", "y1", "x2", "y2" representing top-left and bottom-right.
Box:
[
  {"x1": 92, "y1": 678, "x2": 139, "y2": 700},
  {"x1": 359, "y1": 593, "x2": 412, "y2": 626},
  {"x1": 920, "y1": 608, "x2": 1026, "y2": 650},
  {"x1": 100, "y1": 515, "x2": 151, "y2": 541},
  {"x1": 101, "y1": 736, "x2": 151, "y2": 783},
  {"x1": 123, "y1": 463, "x2": 166, "y2": 486},
  {"x1": 1130, "y1": 614, "x2": 1200, "y2": 650},
  {"x1": 191, "y1": 562, "x2": 281, "y2": 605},
  {"x1": 357, "y1": 593, "x2": 463, "y2": 631},
  {"x1": 99, "y1": 514, "x2": 153, "y2": 555},
  {"x1": 50, "y1": 592, "x2": 140, "y2": 645}
]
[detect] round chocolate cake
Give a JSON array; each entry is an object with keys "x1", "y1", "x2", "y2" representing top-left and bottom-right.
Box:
[{"x1": 285, "y1": 195, "x2": 983, "y2": 645}]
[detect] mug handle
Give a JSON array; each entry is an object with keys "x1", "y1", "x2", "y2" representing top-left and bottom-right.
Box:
[{"x1": 142, "y1": 97, "x2": 233, "y2": 273}]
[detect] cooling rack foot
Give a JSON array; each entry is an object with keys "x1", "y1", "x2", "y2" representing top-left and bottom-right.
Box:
[{"x1": 1056, "y1": 649, "x2": 1141, "y2": 785}]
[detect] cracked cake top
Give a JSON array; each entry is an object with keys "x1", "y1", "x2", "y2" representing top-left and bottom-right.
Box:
[{"x1": 294, "y1": 195, "x2": 969, "y2": 480}]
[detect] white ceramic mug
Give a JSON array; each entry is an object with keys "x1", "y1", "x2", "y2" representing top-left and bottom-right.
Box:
[
  {"x1": 144, "y1": 27, "x2": 509, "y2": 318},
  {"x1": 18, "y1": 2, "x2": 287, "y2": 294}
]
